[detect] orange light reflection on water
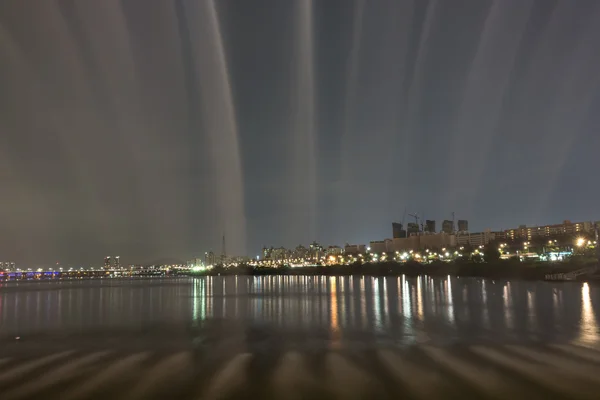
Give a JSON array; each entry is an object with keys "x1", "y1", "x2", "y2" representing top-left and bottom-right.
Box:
[
  {"x1": 329, "y1": 277, "x2": 341, "y2": 347},
  {"x1": 579, "y1": 282, "x2": 599, "y2": 346}
]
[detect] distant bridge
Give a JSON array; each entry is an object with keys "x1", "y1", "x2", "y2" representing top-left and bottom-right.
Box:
[{"x1": 0, "y1": 269, "x2": 178, "y2": 281}]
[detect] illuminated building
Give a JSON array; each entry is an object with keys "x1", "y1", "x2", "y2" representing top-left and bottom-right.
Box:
[
  {"x1": 505, "y1": 220, "x2": 594, "y2": 241},
  {"x1": 104, "y1": 256, "x2": 112, "y2": 270},
  {"x1": 114, "y1": 256, "x2": 120, "y2": 269},
  {"x1": 369, "y1": 239, "x2": 394, "y2": 254},
  {"x1": 456, "y1": 230, "x2": 496, "y2": 247},
  {"x1": 293, "y1": 245, "x2": 308, "y2": 259},
  {"x1": 0, "y1": 261, "x2": 15, "y2": 271},
  {"x1": 391, "y1": 233, "x2": 456, "y2": 252},
  {"x1": 204, "y1": 251, "x2": 216, "y2": 266},
  {"x1": 344, "y1": 244, "x2": 366, "y2": 255},
  {"x1": 308, "y1": 241, "x2": 324, "y2": 261},
  {"x1": 493, "y1": 231, "x2": 507, "y2": 240},
  {"x1": 326, "y1": 246, "x2": 343, "y2": 256},
  {"x1": 271, "y1": 247, "x2": 289, "y2": 262},
  {"x1": 262, "y1": 246, "x2": 273, "y2": 259}
]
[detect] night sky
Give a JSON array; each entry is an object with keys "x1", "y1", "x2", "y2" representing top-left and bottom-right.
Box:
[{"x1": 1, "y1": 0, "x2": 599, "y2": 266}]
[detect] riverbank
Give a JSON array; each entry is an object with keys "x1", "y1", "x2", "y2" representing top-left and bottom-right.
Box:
[{"x1": 195, "y1": 260, "x2": 599, "y2": 281}]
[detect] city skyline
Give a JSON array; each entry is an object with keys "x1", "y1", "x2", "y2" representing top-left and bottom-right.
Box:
[
  {"x1": 1, "y1": 1, "x2": 599, "y2": 265},
  {"x1": 1, "y1": 216, "x2": 596, "y2": 268}
]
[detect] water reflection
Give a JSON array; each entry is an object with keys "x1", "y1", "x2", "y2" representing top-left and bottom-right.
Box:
[
  {"x1": 329, "y1": 277, "x2": 340, "y2": 344},
  {"x1": 579, "y1": 282, "x2": 599, "y2": 345},
  {"x1": 0, "y1": 277, "x2": 598, "y2": 345}
]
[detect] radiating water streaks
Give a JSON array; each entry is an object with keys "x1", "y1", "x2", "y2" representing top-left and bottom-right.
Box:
[
  {"x1": 471, "y1": 345, "x2": 594, "y2": 398},
  {"x1": 337, "y1": 1, "x2": 415, "y2": 231},
  {"x1": 201, "y1": 353, "x2": 253, "y2": 400},
  {"x1": 58, "y1": 0, "x2": 162, "y2": 244},
  {"x1": 551, "y1": 344, "x2": 600, "y2": 364},
  {"x1": 126, "y1": 351, "x2": 192, "y2": 400},
  {"x1": 325, "y1": 353, "x2": 374, "y2": 399},
  {"x1": 0, "y1": 23, "x2": 37, "y2": 125},
  {"x1": 68, "y1": 0, "x2": 146, "y2": 159},
  {"x1": 551, "y1": 343, "x2": 600, "y2": 363},
  {"x1": 506, "y1": 345, "x2": 600, "y2": 385},
  {"x1": 0, "y1": 25, "x2": 51, "y2": 249},
  {"x1": 495, "y1": 1, "x2": 600, "y2": 219},
  {"x1": 0, "y1": 351, "x2": 74, "y2": 384},
  {"x1": 378, "y1": 349, "x2": 448, "y2": 398},
  {"x1": 271, "y1": 352, "x2": 316, "y2": 399},
  {"x1": 289, "y1": 0, "x2": 317, "y2": 243},
  {"x1": 119, "y1": 0, "x2": 192, "y2": 242},
  {"x1": 0, "y1": 344, "x2": 600, "y2": 398},
  {"x1": 535, "y1": 4, "x2": 600, "y2": 211},
  {"x1": 339, "y1": 0, "x2": 365, "y2": 181},
  {"x1": 61, "y1": 352, "x2": 150, "y2": 400},
  {"x1": 181, "y1": 0, "x2": 247, "y2": 256},
  {"x1": 401, "y1": 0, "x2": 438, "y2": 174},
  {"x1": 449, "y1": 0, "x2": 534, "y2": 208},
  {"x1": 0, "y1": 13, "x2": 113, "y2": 242},
  {"x1": 422, "y1": 345, "x2": 509, "y2": 398},
  {"x1": 2, "y1": 351, "x2": 110, "y2": 400}
]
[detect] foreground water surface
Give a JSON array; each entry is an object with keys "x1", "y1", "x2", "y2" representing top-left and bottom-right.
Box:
[{"x1": 0, "y1": 276, "x2": 599, "y2": 346}]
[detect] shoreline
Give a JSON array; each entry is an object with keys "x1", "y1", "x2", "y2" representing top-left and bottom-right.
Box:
[
  {"x1": 193, "y1": 260, "x2": 600, "y2": 281},
  {"x1": 1, "y1": 261, "x2": 598, "y2": 283}
]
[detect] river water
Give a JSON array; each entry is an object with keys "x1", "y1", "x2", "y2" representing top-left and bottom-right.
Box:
[{"x1": 1, "y1": 276, "x2": 598, "y2": 347}]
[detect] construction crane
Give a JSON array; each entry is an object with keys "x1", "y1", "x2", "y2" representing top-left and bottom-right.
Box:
[
  {"x1": 408, "y1": 212, "x2": 420, "y2": 234},
  {"x1": 452, "y1": 211, "x2": 455, "y2": 234}
]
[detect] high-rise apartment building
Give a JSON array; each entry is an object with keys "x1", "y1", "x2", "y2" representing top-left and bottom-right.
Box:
[
  {"x1": 205, "y1": 251, "x2": 216, "y2": 266},
  {"x1": 407, "y1": 223, "x2": 419, "y2": 236},
  {"x1": 425, "y1": 220, "x2": 436, "y2": 233},
  {"x1": 506, "y1": 220, "x2": 593, "y2": 241},
  {"x1": 0, "y1": 261, "x2": 15, "y2": 270},
  {"x1": 392, "y1": 222, "x2": 406, "y2": 238},
  {"x1": 344, "y1": 244, "x2": 366, "y2": 255},
  {"x1": 442, "y1": 220, "x2": 453, "y2": 234}
]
